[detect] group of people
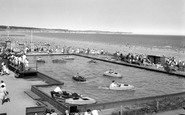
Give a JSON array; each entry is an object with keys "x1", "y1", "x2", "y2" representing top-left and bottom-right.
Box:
[
  {"x1": 113, "y1": 52, "x2": 152, "y2": 66},
  {"x1": 45, "y1": 108, "x2": 58, "y2": 115},
  {"x1": 0, "y1": 80, "x2": 10, "y2": 105},
  {"x1": 164, "y1": 57, "x2": 185, "y2": 72},
  {"x1": 113, "y1": 51, "x2": 185, "y2": 73},
  {"x1": 8, "y1": 53, "x2": 29, "y2": 71}
]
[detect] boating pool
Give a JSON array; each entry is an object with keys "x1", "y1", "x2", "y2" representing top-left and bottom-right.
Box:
[{"x1": 28, "y1": 55, "x2": 185, "y2": 103}]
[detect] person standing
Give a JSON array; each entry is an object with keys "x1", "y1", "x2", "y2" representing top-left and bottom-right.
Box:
[{"x1": 50, "y1": 86, "x2": 62, "y2": 98}]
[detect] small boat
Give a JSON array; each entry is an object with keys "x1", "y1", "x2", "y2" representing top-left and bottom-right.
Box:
[
  {"x1": 52, "y1": 59, "x2": 66, "y2": 63},
  {"x1": 109, "y1": 83, "x2": 135, "y2": 90},
  {"x1": 72, "y1": 75, "x2": 86, "y2": 82},
  {"x1": 65, "y1": 96, "x2": 96, "y2": 105},
  {"x1": 54, "y1": 91, "x2": 96, "y2": 105},
  {"x1": 62, "y1": 56, "x2": 75, "y2": 60},
  {"x1": 36, "y1": 59, "x2": 45, "y2": 63},
  {"x1": 61, "y1": 91, "x2": 73, "y2": 99},
  {"x1": 88, "y1": 60, "x2": 97, "y2": 64},
  {"x1": 103, "y1": 71, "x2": 122, "y2": 78}
]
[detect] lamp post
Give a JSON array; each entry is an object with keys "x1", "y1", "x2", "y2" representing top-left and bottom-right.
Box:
[
  {"x1": 7, "y1": 26, "x2": 10, "y2": 40},
  {"x1": 30, "y1": 29, "x2": 33, "y2": 52}
]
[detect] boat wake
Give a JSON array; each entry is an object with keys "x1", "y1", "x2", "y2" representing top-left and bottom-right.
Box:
[{"x1": 98, "y1": 86, "x2": 110, "y2": 90}]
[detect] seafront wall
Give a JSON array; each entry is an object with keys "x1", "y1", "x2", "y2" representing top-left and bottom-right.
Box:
[{"x1": 6, "y1": 53, "x2": 185, "y2": 115}]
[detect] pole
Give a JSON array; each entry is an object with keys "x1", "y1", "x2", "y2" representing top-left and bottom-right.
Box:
[
  {"x1": 30, "y1": 29, "x2": 32, "y2": 52},
  {"x1": 36, "y1": 61, "x2": 38, "y2": 71},
  {"x1": 7, "y1": 26, "x2": 9, "y2": 40},
  {"x1": 120, "y1": 105, "x2": 122, "y2": 115},
  {"x1": 156, "y1": 101, "x2": 159, "y2": 112}
]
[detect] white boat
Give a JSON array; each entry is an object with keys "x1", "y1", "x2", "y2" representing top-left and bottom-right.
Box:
[
  {"x1": 65, "y1": 96, "x2": 96, "y2": 105},
  {"x1": 103, "y1": 71, "x2": 122, "y2": 78},
  {"x1": 109, "y1": 83, "x2": 135, "y2": 90}
]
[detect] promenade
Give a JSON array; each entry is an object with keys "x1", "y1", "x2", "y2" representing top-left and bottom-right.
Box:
[{"x1": 0, "y1": 71, "x2": 46, "y2": 115}]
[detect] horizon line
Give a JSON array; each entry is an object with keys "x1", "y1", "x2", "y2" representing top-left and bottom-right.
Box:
[{"x1": 0, "y1": 24, "x2": 184, "y2": 36}]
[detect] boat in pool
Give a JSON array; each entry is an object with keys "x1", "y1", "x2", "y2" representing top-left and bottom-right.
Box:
[
  {"x1": 103, "y1": 71, "x2": 122, "y2": 78},
  {"x1": 72, "y1": 75, "x2": 86, "y2": 82},
  {"x1": 109, "y1": 83, "x2": 135, "y2": 90},
  {"x1": 52, "y1": 59, "x2": 66, "y2": 63},
  {"x1": 36, "y1": 59, "x2": 45, "y2": 63},
  {"x1": 65, "y1": 96, "x2": 96, "y2": 105},
  {"x1": 54, "y1": 91, "x2": 96, "y2": 105},
  {"x1": 88, "y1": 59, "x2": 97, "y2": 64}
]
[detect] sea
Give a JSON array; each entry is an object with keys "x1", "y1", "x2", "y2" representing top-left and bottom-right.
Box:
[{"x1": 34, "y1": 33, "x2": 185, "y2": 51}]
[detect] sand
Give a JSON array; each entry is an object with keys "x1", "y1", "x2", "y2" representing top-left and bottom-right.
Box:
[
  {"x1": 26, "y1": 34, "x2": 185, "y2": 60},
  {"x1": 2, "y1": 32, "x2": 184, "y2": 61}
]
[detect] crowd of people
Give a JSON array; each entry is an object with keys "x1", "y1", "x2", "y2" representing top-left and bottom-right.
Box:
[
  {"x1": 164, "y1": 57, "x2": 185, "y2": 72},
  {"x1": 7, "y1": 53, "x2": 29, "y2": 72},
  {"x1": 111, "y1": 51, "x2": 185, "y2": 73}
]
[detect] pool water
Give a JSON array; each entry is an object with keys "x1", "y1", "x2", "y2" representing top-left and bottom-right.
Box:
[{"x1": 28, "y1": 55, "x2": 185, "y2": 103}]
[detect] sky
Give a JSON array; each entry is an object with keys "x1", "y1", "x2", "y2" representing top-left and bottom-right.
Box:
[{"x1": 0, "y1": 0, "x2": 184, "y2": 35}]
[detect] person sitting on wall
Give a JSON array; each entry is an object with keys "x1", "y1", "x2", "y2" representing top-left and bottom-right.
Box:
[{"x1": 50, "y1": 86, "x2": 62, "y2": 98}]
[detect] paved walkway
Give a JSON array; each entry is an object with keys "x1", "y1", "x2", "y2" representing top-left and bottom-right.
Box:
[{"x1": 0, "y1": 71, "x2": 46, "y2": 115}]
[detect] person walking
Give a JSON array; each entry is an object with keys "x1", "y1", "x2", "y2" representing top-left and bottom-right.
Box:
[
  {"x1": 0, "y1": 80, "x2": 10, "y2": 105},
  {"x1": 0, "y1": 85, "x2": 10, "y2": 105}
]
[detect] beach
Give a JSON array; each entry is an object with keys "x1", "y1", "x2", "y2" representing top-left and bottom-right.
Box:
[
  {"x1": 1, "y1": 32, "x2": 185, "y2": 115},
  {"x1": 2, "y1": 32, "x2": 184, "y2": 60}
]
